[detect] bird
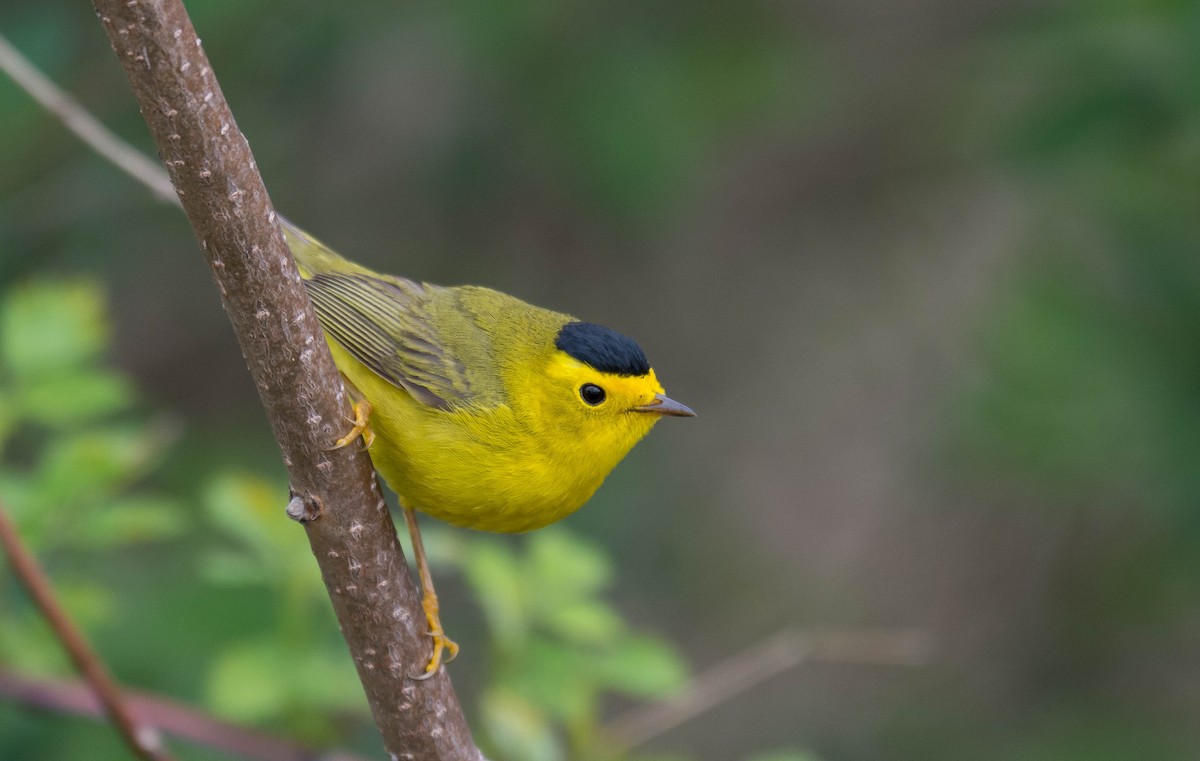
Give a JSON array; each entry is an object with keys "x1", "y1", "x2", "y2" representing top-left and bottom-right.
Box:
[{"x1": 280, "y1": 218, "x2": 695, "y2": 678}]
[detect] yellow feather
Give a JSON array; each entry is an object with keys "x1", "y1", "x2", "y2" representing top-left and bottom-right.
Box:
[{"x1": 281, "y1": 219, "x2": 689, "y2": 533}]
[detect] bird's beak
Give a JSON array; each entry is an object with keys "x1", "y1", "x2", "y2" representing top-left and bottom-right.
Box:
[{"x1": 633, "y1": 393, "x2": 696, "y2": 417}]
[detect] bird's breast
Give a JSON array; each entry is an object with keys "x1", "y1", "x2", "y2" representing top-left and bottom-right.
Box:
[{"x1": 366, "y1": 401, "x2": 606, "y2": 533}]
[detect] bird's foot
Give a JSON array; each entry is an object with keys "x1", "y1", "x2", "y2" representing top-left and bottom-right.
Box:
[
  {"x1": 412, "y1": 591, "x2": 459, "y2": 680},
  {"x1": 331, "y1": 398, "x2": 375, "y2": 450}
]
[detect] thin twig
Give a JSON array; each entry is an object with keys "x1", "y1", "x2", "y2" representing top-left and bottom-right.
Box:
[
  {"x1": 0, "y1": 31, "x2": 177, "y2": 204},
  {"x1": 0, "y1": 501, "x2": 176, "y2": 761},
  {"x1": 600, "y1": 628, "x2": 932, "y2": 755},
  {"x1": 0, "y1": 668, "x2": 371, "y2": 761}
]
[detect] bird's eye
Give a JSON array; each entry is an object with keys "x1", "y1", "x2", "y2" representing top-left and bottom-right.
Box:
[{"x1": 579, "y1": 383, "x2": 606, "y2": 406}]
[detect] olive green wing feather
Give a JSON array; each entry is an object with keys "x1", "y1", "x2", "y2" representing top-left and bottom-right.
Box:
[
  {"x1": 281, "y1": 218, "x2": 486, "y2": 411},
  {"x1": 304, "y1": 274, "x2": 478, "y2": 410}
]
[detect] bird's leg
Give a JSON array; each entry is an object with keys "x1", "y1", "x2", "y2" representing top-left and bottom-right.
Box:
[
  {"x1": 331, "y1": 374, "x2": 375, "y2": 450},
  {"x1": 402, "y1": 503, "x2": 459, "y2": 679}
]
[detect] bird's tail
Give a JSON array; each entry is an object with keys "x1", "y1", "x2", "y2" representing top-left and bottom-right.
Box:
[{"x1": 279, "y1": 216, "x2": 375, "y2": 279}]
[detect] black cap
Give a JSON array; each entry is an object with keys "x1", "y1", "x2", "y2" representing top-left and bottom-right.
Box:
[{"x1": 554, "y1": 321, "x2": 650, "y2": 376}]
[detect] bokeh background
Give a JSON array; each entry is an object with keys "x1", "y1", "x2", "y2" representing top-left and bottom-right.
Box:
[{"x1": 4, "y1": 1, "x2": 1200, "y2": 759}]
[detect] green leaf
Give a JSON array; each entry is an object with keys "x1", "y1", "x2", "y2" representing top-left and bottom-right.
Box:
[
  {"x1": 504, "y1": 639, "x2": 596, "y2": 723},
  {"x1": 202, "y1": 472, "x2": 332, "y2": 613},
  {"x1": 203, "y1": 472, "x2": 289, "y2": 560},
  {"x1": 207, "y1": 639, "x2": 367, "y2": 736},
  {"x1": 286, "y1": 647, "x2": 365, "y2": 714},
  {"x1": 0, "y1": 583, "x2": 113, "y2": 673},
  {"x1": 0, "y1": 280, "x2": 110, "y2": 378},
  {"x1": 542, "y1": 600, "x2": 625, "y2": 646},
  {"x1": 525, "y1": 528, "x2": 612, "y2": 609},
  {"x1": 198, "y1": 549, "x2": 269, "y2": 586},
  {"x1": 207, "y1": 641, "x2": 287, "y2": 721},
  {"x1": 71, "y1": 495, "x2": 186, "y2": 548},
  {"x1": 480, "y1": 688, "x2": 565, "y2": 761},
  {"x1": 0, "y1": 611, "x2": 73, "y2": 676},
  {"x1": 16, "y1": 369, "x2": 134, "y2": 425},
  {"x1": 35, "y1": 427, "x2": 162, "y2": 505},
  {"x1": 465, "y1": 539, "x2": 527, "y2": 650},
  {"x1": 53, "y1": 580, "x2": 115, "y2": 630},
  {"x1": 597, "y1": 634, "x2": 688, "y2": 698}
]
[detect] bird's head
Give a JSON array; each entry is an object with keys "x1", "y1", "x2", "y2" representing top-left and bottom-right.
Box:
[{"x1": 534, "y1": 321, "x2": 694, "y2": 470}]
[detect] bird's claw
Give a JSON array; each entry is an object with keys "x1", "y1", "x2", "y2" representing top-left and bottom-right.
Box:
[
  {"x1": 409, "y1": 591, "x2": 458, "y2": 680},
  {"x1": 410, "y1": 632, "x2": 459, "y2": 680},
  {"x1": 330, "y1": 399, "x2": 375, "y2": 451}
]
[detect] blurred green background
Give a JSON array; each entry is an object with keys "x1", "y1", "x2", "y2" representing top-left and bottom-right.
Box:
[{"x1": 4, "y1": 0, "x2": 1200, "y2": 759}]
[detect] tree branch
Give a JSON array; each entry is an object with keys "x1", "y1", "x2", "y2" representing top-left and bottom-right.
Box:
[
  {"x1": 0, "y1": 668, "x2": 374, "y2": 761},
  {"x1": 0, "y1": 31, "x2": 176, "y2": 204},
  {"x1": 0, "y1": 501, "x2": 176, "y2": 761},
  {"x1": 600, "y1": 628, "x2": 932, "y2": 755},
  {"x1": 87, "y1": 1, "x2": 480, "y2": 757}
]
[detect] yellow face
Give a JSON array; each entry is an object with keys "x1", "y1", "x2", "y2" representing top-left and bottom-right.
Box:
[
  {"x1": 531, "y1": 352, "x2": 692, "y2": 471},
  {"x1": 550, "y1": 349, "x2": 661, "y2": 410}
]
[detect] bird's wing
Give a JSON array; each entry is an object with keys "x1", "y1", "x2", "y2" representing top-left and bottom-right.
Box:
[{"x1": 303, "y1": 273, "x2": 474, "y2": 411}]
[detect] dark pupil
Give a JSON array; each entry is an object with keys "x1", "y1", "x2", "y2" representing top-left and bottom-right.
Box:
[{"x1": 580, "y1": 383, "x2": 606, "y2": 405}]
